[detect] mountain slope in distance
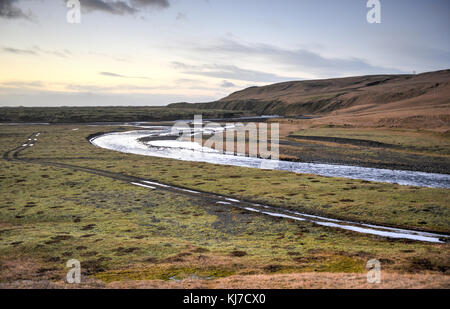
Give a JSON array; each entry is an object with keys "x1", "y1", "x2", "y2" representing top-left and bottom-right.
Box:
[{"x1": 169, "y1": 69, "x2": 450, "y2": 129}]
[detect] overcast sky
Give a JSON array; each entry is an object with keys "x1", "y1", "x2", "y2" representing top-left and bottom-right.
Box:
[{"x1": 0, "y1": 0, "x2": 449, "y2": 106}]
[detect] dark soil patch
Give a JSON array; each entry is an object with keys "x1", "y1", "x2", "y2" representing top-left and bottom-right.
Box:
[
  {"x1": 192, "y1": 247, "x2": 209, "y2": 253},
  {"x1": 80, "y1": 224, "x2": 96, "y2": 231},
  {"x1": 81, "y1": 251, "x2": 98, "y2": 257},
  {"x1": 408, "y1": 257, "x2": 449, "y2": 273},
  {"x1": 82, "y1": 259, "x2": 107, "y2": 275},
  {"x1": 81, "y1": 234, "x2": 96, "y2": 238},
  {"x1": 230, "y1": 250, "x2": 247, "y2": 257},
  {"x1": 263, "y1": 265, "x2": 283, "y2": 273},
  {"x1": 44, "y1": 235, "x2": 73, "y2": 244},
  {"x1": 45, "y1": 257, "x2": 61, "y2": 263},
  {"x1": 144, "y1": 257, "x2": 159, "y2": 263},
  {"x1": 114, "y1": 247, "x2": 139, "y2": 256}
]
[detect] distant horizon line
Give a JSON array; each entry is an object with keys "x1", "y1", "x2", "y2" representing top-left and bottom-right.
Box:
[{"x1": 1, "y1": 68, "x2": 448, "y2": 108}]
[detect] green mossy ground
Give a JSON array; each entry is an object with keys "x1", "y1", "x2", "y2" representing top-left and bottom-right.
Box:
[
  {"x1": 0, "y1": 125, "x2": 448, "y2": 285},
  {"x1": 19, "y1": 125, "x2": 449, "y2": 232}
]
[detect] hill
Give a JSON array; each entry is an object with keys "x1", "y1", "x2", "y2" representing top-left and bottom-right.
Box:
[{"x1": 169, "y1": 69, "x2": 450, "y2": 129}]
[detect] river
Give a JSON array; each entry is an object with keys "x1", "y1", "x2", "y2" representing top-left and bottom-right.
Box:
[{"x1": 90, "y1": 128, "x2": 450, "y2": 189}]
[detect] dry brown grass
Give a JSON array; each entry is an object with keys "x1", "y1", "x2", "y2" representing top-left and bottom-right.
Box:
[
  {"x1": 292, "y1": 84, "x2": 450, "y2": 131},
  {"x1": 105, "y1": 272, "x2": 450, "y2": 289},
  {"x1": 0, "y1": 258, "x2": 43, "y2": 283},
  {"x1": 1, "y1": 272, "x2": 448, "y2": 289}
]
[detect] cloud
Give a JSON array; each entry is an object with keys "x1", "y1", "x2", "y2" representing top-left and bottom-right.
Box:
[
  {"x1": 80, "y1": 0, "x2": 137, "y2": 15},
  {"x1": 0, "y1": 0, "x2": 30, "y2": 20},
  {"x1": 100, "y1": 72, "x2": 127, "y2": 78},
  {"x1": 221, "y1": 80, "x2": 235, "y2": 88},
  {"x1": 0, "y1": 78, "x2": 219, "y2": 96},
  {"x1": 86, "y1": 51, "x2": 131, "y2": 63},
  {"x1": 65, "y1": 83, "x2": 159, "y2": 92},
  {"x1": 2, "y1": 46, "x2": 37, "y2": 55},
  {"x1": 1, "y1": 80, "x2": 44, "y2": 88},
  {"x1": 376, "y1": 41, "x2": 450, "y2": 73},
  {"x1": 80, "y1": 0, "x2": 170, "y2": 15},
  {"x1": 195, "y1": 39, "x2": 404, "y2": 77},
  {"x1": 0, "y1": 80, "x2": 172, "y2": 96},
  {"x1": 99, "y1": 71, "x2": 151, "y2": 80},
  {"x1": 1, "y1": 0, "x2": 170, "y2": 20},
  {"x1": 172, "y1": 62, "x2": 301, "y2": 83},
  {"x1": 1, "y1": 45, "x2": 71, "y2": 57},
  {"x1": 176, "y1": 12, "x2": 187, "y2": 21},
  {"x1": 131, "y1": 0, "x2": 169, "y2": 8},
  {"x1": 33, "y1": 46, "x2": 71, "y2": 58}
]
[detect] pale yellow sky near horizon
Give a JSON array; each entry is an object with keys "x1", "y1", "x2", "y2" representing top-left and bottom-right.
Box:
[{"x1": 0, "y1": 0, "x2": 448, "y2": 106}]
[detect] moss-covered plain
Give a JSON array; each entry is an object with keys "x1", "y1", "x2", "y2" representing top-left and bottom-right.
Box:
[
  {"x1": 0, "y1": 124, "x2": 449, "y2": 287},
  {"x1": 19, "y1": 125, "x2": 450, "y2": 233}
]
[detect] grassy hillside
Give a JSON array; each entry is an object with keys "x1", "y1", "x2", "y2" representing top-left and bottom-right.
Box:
[{"x1": 169, "y1": 69, "x2": 450, "y2": 129}]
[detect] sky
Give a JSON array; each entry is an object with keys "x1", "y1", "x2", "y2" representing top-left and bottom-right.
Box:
[{"x1": 0, "y1": 0, "x2": 449, "y2": 107}]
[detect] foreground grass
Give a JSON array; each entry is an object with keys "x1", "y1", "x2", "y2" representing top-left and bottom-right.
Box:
[
  {"x1": 0, "y1": 125, "x2": 448, "y2": 288},
  {"x1": 2, "y1": 273, "x2": 449, "y2": 289},
  {"x1": 105, "y1": 272, "x2": 450, "y2": 289}
]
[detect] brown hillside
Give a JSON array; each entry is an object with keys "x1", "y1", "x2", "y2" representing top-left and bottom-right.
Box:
[{"x1": 169, "y1": 69, "x2": 450, "y2": 129}]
